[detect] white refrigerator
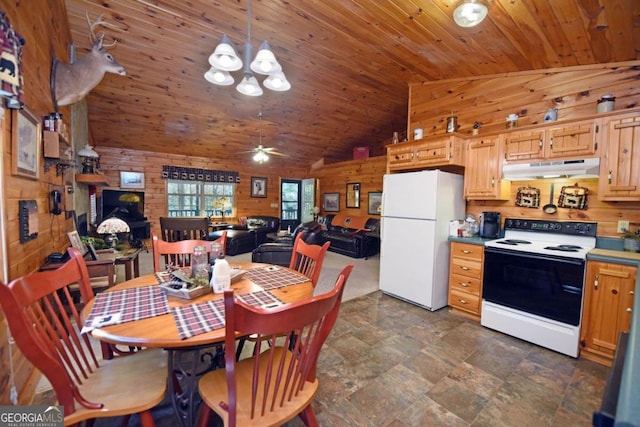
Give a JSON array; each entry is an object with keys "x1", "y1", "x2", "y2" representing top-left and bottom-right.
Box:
[{"x1": 379, "y1": 170, "x2": 465, "y2": 310}]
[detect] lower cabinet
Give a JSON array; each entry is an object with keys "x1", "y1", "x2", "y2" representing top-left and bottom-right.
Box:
[
  {"x1": 580, "y1": 261, "x2": 637, "y2": 365},
  {"x1": 448, "y1": 241, "x2": 484, "y2": 320}
]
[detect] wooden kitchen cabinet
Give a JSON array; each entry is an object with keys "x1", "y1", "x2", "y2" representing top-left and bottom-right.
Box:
[
  {"x1": 504, "y1": 119, "x2": 599, "y2": 162},
  {"x1": 387, "y1": 135, "x2": 465, "y2": 172},
  {"x1": 598, "y1": 112, "x2": 640, "y2": 201},
  {"x1": 464, "y1": 135, "x2": 510, "y2": 200},
  {"x1": 448, "y1": 241, "x2": 484, "y2": 320},
  {"x1": 580, "y1": 261, "x2": 636, "y2": 366}
]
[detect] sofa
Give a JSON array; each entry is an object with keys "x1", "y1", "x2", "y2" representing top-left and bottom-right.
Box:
[
  {"x1": 209, "y1": 215, "x2": 280, "y2": 256},
  {"x1": 251, "y1": 221, "x2": 324, "y2": 267},
  {"x1": 319, "y1": 213, "x2": 380, "y2": 259}
]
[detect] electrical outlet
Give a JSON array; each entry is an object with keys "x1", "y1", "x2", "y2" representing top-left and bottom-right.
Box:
[{"x1": 618, "y1": 220, "x2": 630, "y2": 233}]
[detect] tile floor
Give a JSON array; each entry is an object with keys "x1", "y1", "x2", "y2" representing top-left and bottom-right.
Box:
[{"x1": 285, "y1": 291, "x2": 609, "y2": 427}]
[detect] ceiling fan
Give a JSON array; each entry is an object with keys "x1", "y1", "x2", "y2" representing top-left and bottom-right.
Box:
[{"x1": 242, "y1": 111, "x2": 289, "y2": 163}]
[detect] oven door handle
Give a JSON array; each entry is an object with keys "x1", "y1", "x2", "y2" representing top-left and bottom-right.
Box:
[{"x1": 484, "y1": 247, "x2": 585, "y2": 266}]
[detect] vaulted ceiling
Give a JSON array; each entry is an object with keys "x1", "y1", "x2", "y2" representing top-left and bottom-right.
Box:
[{"x1": 63, "y1": 0, "x2": 639, "y2": 167}]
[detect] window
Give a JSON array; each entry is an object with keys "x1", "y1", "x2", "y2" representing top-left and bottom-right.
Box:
[{"x1": 167, "y1": 179, "x2": 235, "y2": 218}]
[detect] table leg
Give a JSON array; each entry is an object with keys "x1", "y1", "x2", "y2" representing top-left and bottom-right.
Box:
[
  {"x1": 166, "y1": 345, "x2": 224, "y2": 427},
  {"x1": 133, "y1": 255, "x2": 140, "y2": 278},
  {"x1": 124, "y1": 260, "x2": 133, "y2": 281}
]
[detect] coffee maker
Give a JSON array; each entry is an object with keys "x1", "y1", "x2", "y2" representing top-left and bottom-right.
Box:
[{"x1": 479, "y1": 212, "x2": 501, "y2": 239}]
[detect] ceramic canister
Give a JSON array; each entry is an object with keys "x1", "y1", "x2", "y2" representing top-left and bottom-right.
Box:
[{"x1": 543, "y1": 108, "x2": 558, "y2": 122}]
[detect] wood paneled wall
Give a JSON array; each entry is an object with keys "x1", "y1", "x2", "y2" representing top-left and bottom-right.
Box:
[
  {"x1": 1, "y1": 0, "x2": 74, "y2": 406},
  {"x1": 467, "y1": 178, "x2": 640, "y2": 238},
  {"x1": 311, "y1": 156, "x2": 386, "y2": 218},
  {"x1": 95, "y1": 147, "x2": 309, "y2": 239}
]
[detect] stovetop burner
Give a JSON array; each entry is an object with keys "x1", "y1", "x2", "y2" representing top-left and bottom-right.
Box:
[
  {"x1": 497, "y1": 239, "x2": 531, "y2": 245},
  {"x1": 544, "y1": 244, "x2": 583, "y2": 252}
]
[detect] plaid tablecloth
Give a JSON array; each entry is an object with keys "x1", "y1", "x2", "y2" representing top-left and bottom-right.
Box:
[
  {"x1": 245, "y1": 266, "x2": 309, "y2": 290},
  {"x1": 171, "y1": 290, "x2": 285, "y2": 340},
  {"x1": 83, "y1": 285, "x2": 170, "y2": 331},
  {"x1": 171, "y1": 299, "x2": 225, "y2": 340}
]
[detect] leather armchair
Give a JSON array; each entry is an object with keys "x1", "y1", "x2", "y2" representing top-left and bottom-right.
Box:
[
  {"x1": 320, "y1": 214, "x2": 380, "y2": 259},
  {"x1": 210, "y1": 215, "x2": 280, "y2": 256},
  {"x1": 251, "y1": 221, "x2": 323, "y2": 266}
]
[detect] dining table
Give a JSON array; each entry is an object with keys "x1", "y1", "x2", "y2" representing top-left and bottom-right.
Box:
[{"x1": 81, "y1": 261, "x2": 313, "y2": 427}]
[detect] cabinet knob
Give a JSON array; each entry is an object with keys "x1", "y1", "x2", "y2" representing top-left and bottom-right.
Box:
[
  {"x1": 459, "y1": 282, "x2": 470, "y2": 287},
  {"x1": 627, "y1": 308, "x2": 633, "y2": 312},
  {"x1": 462, "y1": 250, "x2": 472, "y2": 254},
  {"x1": 608, "y1": 170, "x2": 612, "y2": 184},
  {"x1": 460, "y1": 266, "x2": 470, "y2": 271},
  {"x1": 549, "y1": 137, "x2": 553, "y2": 149},
  {"x1": 458, "y1": 298, "x2": 468, "y2": 304}
]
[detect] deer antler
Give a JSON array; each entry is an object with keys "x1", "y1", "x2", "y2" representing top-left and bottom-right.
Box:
[{"x1": 85, "y1": 11, "x2": 125, "y2": 48}]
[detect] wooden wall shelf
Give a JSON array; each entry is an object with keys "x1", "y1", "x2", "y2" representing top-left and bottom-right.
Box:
[{"x1": 75, "y1": 174, "x2": 109, "y2": 186}]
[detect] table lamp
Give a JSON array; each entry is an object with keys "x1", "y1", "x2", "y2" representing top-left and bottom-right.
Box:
[
  {"x1": 97, "y1": 217, "x2": 130, "y2": 248},
  {"x1": 214, "y1": 197, "x2": 231, "y2": 223}
]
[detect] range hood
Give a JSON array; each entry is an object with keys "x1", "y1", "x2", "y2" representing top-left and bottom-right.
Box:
[{"x1": 502, "y1": 158, "x2": 600, "y2": 180}]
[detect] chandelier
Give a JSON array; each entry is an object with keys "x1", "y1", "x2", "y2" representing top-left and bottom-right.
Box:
[{"x1": 204, "y1": 0, "x2": 290, "y2": 96}]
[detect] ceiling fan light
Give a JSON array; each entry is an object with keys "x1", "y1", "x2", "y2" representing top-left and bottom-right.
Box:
[
  {"x1": 453, "y1": 0, "x2": 488, "y2": 28},
  {"x1": 253, "y1": 151, "x2": 269, "y2": 163},
  {"x1": 264, "y1": 72, "x2": 291, "y2": 91},
  {"x1": 208, "y1": 35, "x2": 243, "y2": 71},
  {"x1": 204, "y1": 67, "x2": 234, "y2": 85},
  {"x1": 236, "y1": 73, "x2": 263, "y2": 96},
  {"x1": 250, "y1": 41, "x2": 282, "y2": 75}
]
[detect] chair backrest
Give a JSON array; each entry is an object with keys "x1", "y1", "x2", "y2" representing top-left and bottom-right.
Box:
[
  {"x1": 152, "y1": 231, "x2": 226, "y2": 272},
  {"x1": 159, "y1": 216, "x2": 209, "y2": 242},
  {"x1": 0, "y1": 247, "x2": 101, "y2": 416},
  {"x1": 222, "y1": 263, "x2": 353, "y2": 426},
  {"x1": 288, "y1": 233, "x2": 331, "y2": 288}
]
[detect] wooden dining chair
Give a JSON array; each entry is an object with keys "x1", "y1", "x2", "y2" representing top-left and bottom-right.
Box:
[
  {"x1": 160, "y1": 216, "x2": 210, "y2": 242},
  {"x1": 152, "y1": 231, "x2": 227, "y2": 272},
  {"x1": 289, "y1": 233, "x2": 331, "y2": 288},
  {"x1": 236, "y1": 234, "x2": 330, "y2": 360},
  {"x1": 0, "y1": 247, "x2": 167, "y2": 426},
  {"x1": 198, "y1": 264, "x2": 354, "y2": 427}
]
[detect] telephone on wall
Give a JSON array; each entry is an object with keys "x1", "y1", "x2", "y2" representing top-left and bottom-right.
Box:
[{"x1": 50, "y1": 190, "x2": 62, "y2": 215}]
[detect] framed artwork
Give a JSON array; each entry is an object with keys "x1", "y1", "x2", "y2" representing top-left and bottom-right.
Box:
[
  {"x1": 120, "y1": 171, "x2": 145, "y2": 189},
  {"x1": 346, "y1": 182, "x2": 360, "y2": 208},
  {"x1": 323, "y1": 193, "x2": 340, "y2": 212},
  {"x1": 12, "y1": 107, "x2": 41, "y2": 179},
  {"x1": 251, "y1": 176, "x2": 267, "y2": 198},
  {"x1": 368, "y1": 192, "x2": 382, "y2": 215},
  {"x1": 67, "y1": 230, "x2": 88, "y2": 254}
]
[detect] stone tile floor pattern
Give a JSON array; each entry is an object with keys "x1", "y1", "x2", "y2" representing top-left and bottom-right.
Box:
[{"x1": 285, "y1": 291, "x2": 609, "y2": 427}]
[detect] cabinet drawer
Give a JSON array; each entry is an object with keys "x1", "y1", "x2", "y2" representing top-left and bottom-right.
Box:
[
  {"x1": 449, "y1": 289, "x2": 480, "y2": 314},
  {"x1": 450, "y1": 257, "x2": 482, "y2": 278},
  {"x1": 449, "y1": 273, "x2": 481, "y2": 295},
  {"x1": 451, "y1": 242, "x2": 484, "y2": 262}
]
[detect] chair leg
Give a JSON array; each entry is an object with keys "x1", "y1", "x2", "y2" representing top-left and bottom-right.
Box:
[
  {"x1": 298, "y1": 405, "x2": 318, "y2": 427},
  {"x1": 198, "y1": 404, "x2": 212, "y2": 427},
  {"x1": 235, "y1": 337, "x2": 246, "y2": 361},
  {"x1": 119, "y1": 415, "x2": 130, "y2": 427},
  {"x1": 138, "y1": 410, "x2": 155, "y2": 427}
]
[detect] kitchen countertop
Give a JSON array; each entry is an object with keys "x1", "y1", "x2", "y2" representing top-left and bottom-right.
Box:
[{"x1": 447, "y1": 236, "x2": 493, "y2": 245}]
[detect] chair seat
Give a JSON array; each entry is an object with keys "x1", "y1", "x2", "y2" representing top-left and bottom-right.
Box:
[
  {"x1": 65, "y1": 348, "x2": 168, "y2": 425},
  {"x1": 199, "y1": 347, "x2": 317, "y2": 427}
]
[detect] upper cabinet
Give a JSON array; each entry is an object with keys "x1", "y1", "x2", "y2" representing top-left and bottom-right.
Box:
[
  {"x1": 464, "y1": 135, "x2": 510, "y2": 200},
  {"x1": 387, "y1": 135, "x2": 465, "y2": 172},
  {"x1": 599, "y1": 112, "x2": 640, "y2": 201},
  {"x1": 504, "y1": 119, "x2": 600, "y2": 162}
]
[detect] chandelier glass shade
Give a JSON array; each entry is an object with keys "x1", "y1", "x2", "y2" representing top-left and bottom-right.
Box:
[
  {"x1": 453, "y1": 0, "x2": 488, "y2": 28},
  {"x1": 253, "y1": 150, "x2": 269, "y2": 163},
  {"x1": 204, "y1": 0, "x2": 290, "y2": 96}
]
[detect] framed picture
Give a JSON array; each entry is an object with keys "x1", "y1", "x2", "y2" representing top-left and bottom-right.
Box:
[
  {"x1": 251, "y1": 176, "x2": 267, "y2": 198},
  {"x1": 12, "y1": 107, "x2": 41, "y2": 179},
  {"x1": 346, "y1": 182, "x2": 360, "y2": 208},
  {"x1": 120, "y1": 171, "x2": 145, "y2": 189},
  {"x1": 67, "y1": 230, "x2": 88, "y2": 255},
  {"x1": 323, "y1": 193, "x2": 340, "y2": 212},
  {"x1": 368, "y1": 192, "x2": 382, "y2": 215}
]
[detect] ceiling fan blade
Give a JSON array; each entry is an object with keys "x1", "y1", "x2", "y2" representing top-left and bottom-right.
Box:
[{"x1": 268, "y1": 150, "x2": 289, "y2": 157}]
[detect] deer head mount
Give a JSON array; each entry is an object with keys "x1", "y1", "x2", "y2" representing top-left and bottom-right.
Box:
[{"x1": 51, "y1": 12, "x2": 126, "y2": 108}]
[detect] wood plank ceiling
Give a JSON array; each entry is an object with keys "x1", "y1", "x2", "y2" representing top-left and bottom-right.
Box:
[{"x1": 63, "y1": 0, "x2": 639, "y2": 167}]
